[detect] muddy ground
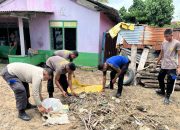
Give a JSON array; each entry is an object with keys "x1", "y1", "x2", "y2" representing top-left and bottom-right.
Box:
[{"x1": 0, "y1": 65, "x2": 180, "y2": 130}]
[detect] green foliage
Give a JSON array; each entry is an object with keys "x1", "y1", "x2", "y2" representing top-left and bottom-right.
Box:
[
  {"x1": 119, "y1": 0, "x2": 148, "y2": 24},
  {"x1": 119, "y1": 0, "x2": 174, "y2": 27},
  {"x1": 145, "y1": 0, "x2": 174, "y2": 27},
  {"x1": 164, "y1": 22, "x2": 180, "y2": 28}
]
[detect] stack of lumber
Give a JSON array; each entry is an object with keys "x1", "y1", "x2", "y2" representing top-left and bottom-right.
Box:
[{"x1": 137, "y1": 63, "x2": 180, "y2": 91}]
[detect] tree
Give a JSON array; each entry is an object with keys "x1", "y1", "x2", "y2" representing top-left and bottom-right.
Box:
[
  {"x1": 119, "y1": 0, "x2": 148, "y2": 24},
  {"x1": 118, "y1": 0, "x2": 174, "y2": 27},
  {"x1": 145, "y1": 0, "x2": 174, "y2": 27}
]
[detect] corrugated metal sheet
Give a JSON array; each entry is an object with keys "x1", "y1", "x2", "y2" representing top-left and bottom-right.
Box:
[
  {"x1": 118, "y1": 26, "x2": 144, "y2": 44},
  {"x1": 104, "y1": 26, "x2": 180, "y2": 60},
  {"x1": 144, "y1": 26, "x2": 166, "y2": 45},
  {"x1": 173, "y1": 29, "x2": 180, "y2": 41},
  {"x1": 119, "y1": 25, "x2": 167, "y2": 50}
]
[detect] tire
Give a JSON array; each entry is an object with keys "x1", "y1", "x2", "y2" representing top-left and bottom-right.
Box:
[{"x1": 123, "y1": 68, "x2": 135, "y2": 85}]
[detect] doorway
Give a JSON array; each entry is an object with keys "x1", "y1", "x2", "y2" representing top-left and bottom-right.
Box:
[{"x1": 64, "y1": 28, "x2": 76, "y2": 50}]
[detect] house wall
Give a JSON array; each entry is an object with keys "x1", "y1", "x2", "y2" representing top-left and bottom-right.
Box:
[
  {"x1": 0, "y1": 0, "x2": 116, "y2": 66},
  {"x1": 27, "y1": 0, "x2": 53, "y2": 11},
  {"x1": 99, "y1": 12, "x2": 116, "y2": 63},
  {"x1": 29, "y1": 0, "x2": 100, "y2": 54}
]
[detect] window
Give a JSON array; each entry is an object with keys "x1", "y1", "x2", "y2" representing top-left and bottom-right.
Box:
[{"x1": 50, "y1": 21, "x2": 77, "y2": 50}]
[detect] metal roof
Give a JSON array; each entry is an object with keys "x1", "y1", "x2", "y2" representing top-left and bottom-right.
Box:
[
  {"x1": 72, "y1": 0, "x2": 120, "y2": 23},
  {"x1": 117, "y1": 25, "x2": 167, "y2": 50},
  {"x1": 119, "y1": 26, "x2": 180, "y2": 50},
  {"x1": 118, "y1": 26, "x2": 144, "y2": 44},
  {"x1": 144, "y1": 26, "x2": 166, "y2": 45},
  {"x1": 0, "y1": 10, "x2": 53, "y2": 13},
  {"x1": 0, "y1": 0, "x2": 6, "y2": 4},
  {"x1": 0, "y1": 11, "x2": 53, "y2": 19}
]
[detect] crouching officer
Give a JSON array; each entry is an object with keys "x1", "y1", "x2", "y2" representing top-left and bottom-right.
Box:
[
  {"x1": 1, "y1": 62, "x2": 53, "y2": 121},
  {"x1": 98, "y1": 55, "x2": 131, "y2": 98},
  {"x1": 46, "y1": 56, "x2": 77, "y2": 98}
]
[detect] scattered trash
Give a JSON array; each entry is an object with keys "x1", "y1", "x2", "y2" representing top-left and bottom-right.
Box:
[
  {"x1": 42, "y1": 113, "x2": 69, "y2": 126},
  {"x1": 136, "y1": 105, "x2": 147, "y2": 112},
  {"x1": 139, "y1": 125, "x2": 151, "y2": 130},
  {"x1": 111, "y1": 97, "x2": 116, "y2": 100},
  {"x1": 157, "y1": 125, "x2": 169, "y2": 130},
  {"x1": 42, "y1": 98, "x2": 70, "y2": 126},
  {"x1": 42, "y1": 98, "x2": 63, "y2": 112},
  {"x1": 79, "y1": 108, "x2": 88, "y2": 113},
  {"x1": 115, "y1": 99, "x2": 121, "y2": 103},
  {"x1": 62, "y1": 93, "x2": 168, "y2": 130},
  {"x1": 79, "y1": 93, "x2": 86, "y2": 99}
]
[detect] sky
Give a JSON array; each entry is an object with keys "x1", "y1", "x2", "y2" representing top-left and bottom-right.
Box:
[{"x1": 107, "y1": 0, "x2": 180, "y2": 21}]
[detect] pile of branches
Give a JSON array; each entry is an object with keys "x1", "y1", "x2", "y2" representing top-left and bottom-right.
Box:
[{"x1": 62, "y1": 93, "x2": 169, "y2": 130}]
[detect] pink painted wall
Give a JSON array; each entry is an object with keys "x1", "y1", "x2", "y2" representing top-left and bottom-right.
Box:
[
  {"x1": 99, "y1": 12, "x2": 116, "y2": 59},
  {"x1": 29, "y1": 0, "x2": 100, "y2": 53},
  {"x1": 0, "y1": 0, "x2": 115, "y2": 54},
  {"x1": 27, "y1": 0, "x2": 53, "y2": 12}
]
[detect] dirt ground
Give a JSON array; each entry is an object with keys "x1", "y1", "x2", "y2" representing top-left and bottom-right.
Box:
[{"x1": 0, "y1": 66, "x2": 180, "y2": 130}]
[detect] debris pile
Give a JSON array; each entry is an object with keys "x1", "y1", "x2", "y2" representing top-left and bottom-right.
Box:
[
  {"x1": 62, "y1": 92, "x2": 171, "y2": 130},
  {"x1": 137, "y1": 61, "x2": 180, "y2": 91}
]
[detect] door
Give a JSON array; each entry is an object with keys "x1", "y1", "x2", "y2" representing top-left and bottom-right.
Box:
[{"x1": 64, "y1": 28, "x2": 76, "y2": 50}]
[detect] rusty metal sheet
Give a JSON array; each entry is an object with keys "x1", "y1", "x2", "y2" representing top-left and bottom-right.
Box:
[
  {"x1": 120, "y1": 25, "x2": 167, "y2": 50},
  {"x1": 143, "y1": 26, "x2": 166, "y2": 45},
  {"x1": 173, "y1": 30, "x2": 180, "y2": 41}
]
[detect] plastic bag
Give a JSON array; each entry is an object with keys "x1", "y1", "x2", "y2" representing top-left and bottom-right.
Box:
[{"x1": 42, "y1": 98, "x2": 63, "y2": 113}]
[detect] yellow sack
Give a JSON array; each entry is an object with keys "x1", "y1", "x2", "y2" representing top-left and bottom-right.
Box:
[
  {"x1": 108, "y1": 22, "x2": 135, "y2": 38},
  {"x1": 67, "y1": 78, "x2": 103, "y2": 94}
]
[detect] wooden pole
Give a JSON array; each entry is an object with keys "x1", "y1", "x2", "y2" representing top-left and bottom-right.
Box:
[
  {"x1": 130, "y1": 44, "x2": 137, "y2": 85},
  {"x1": 137, "y1": 48, "x2": 149, "y2": 71},
  {"x1": 18, "y1": 17, "x2": 25, "y2": 56}
]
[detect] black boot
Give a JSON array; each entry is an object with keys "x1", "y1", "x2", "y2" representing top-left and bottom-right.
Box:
[
  {"x1": 116, "y1": 93, "x2": 121, "y2": 98},
  {"x1": 49, "y1": 93, "x2": 53, "y2": 98},
  {"x1": 18, "y1": 109, "x2": 31, "y2": 121},
  {"x1": 155, "y1": 89, "x2": 165, "y2": 96},
  {"x1": 164, "y1": 94, "x2": 171, "y2": 105},
  {"x1": 26, "y1": 102, "x2": 37, "y2": 110}
]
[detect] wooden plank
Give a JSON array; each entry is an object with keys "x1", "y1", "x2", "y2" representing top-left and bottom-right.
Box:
[
  {"x1": 138, "y1": 72, "x2": 158, "y2": 77},
  {"x1": 144, "y1": 83, "x2": 158, "y2": 88},
  {"x1": 137, "y1": 48, "x2": 150, "y2": 71},
  {"x1": 137, "y1": 75, "x2": 157, "y2": 79},
  {"x1": 130, "y1": 44, "x2": 137, "y2": 85},
  {"x1": 142, "y1": 83, "x2": 180, "y2": 91},
  {"x1": 141, "y1": 79, "x2": 180, "y2": 84},
  {"x1": 141, "y1": 79, "x2": 159, "y2": 84}
]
